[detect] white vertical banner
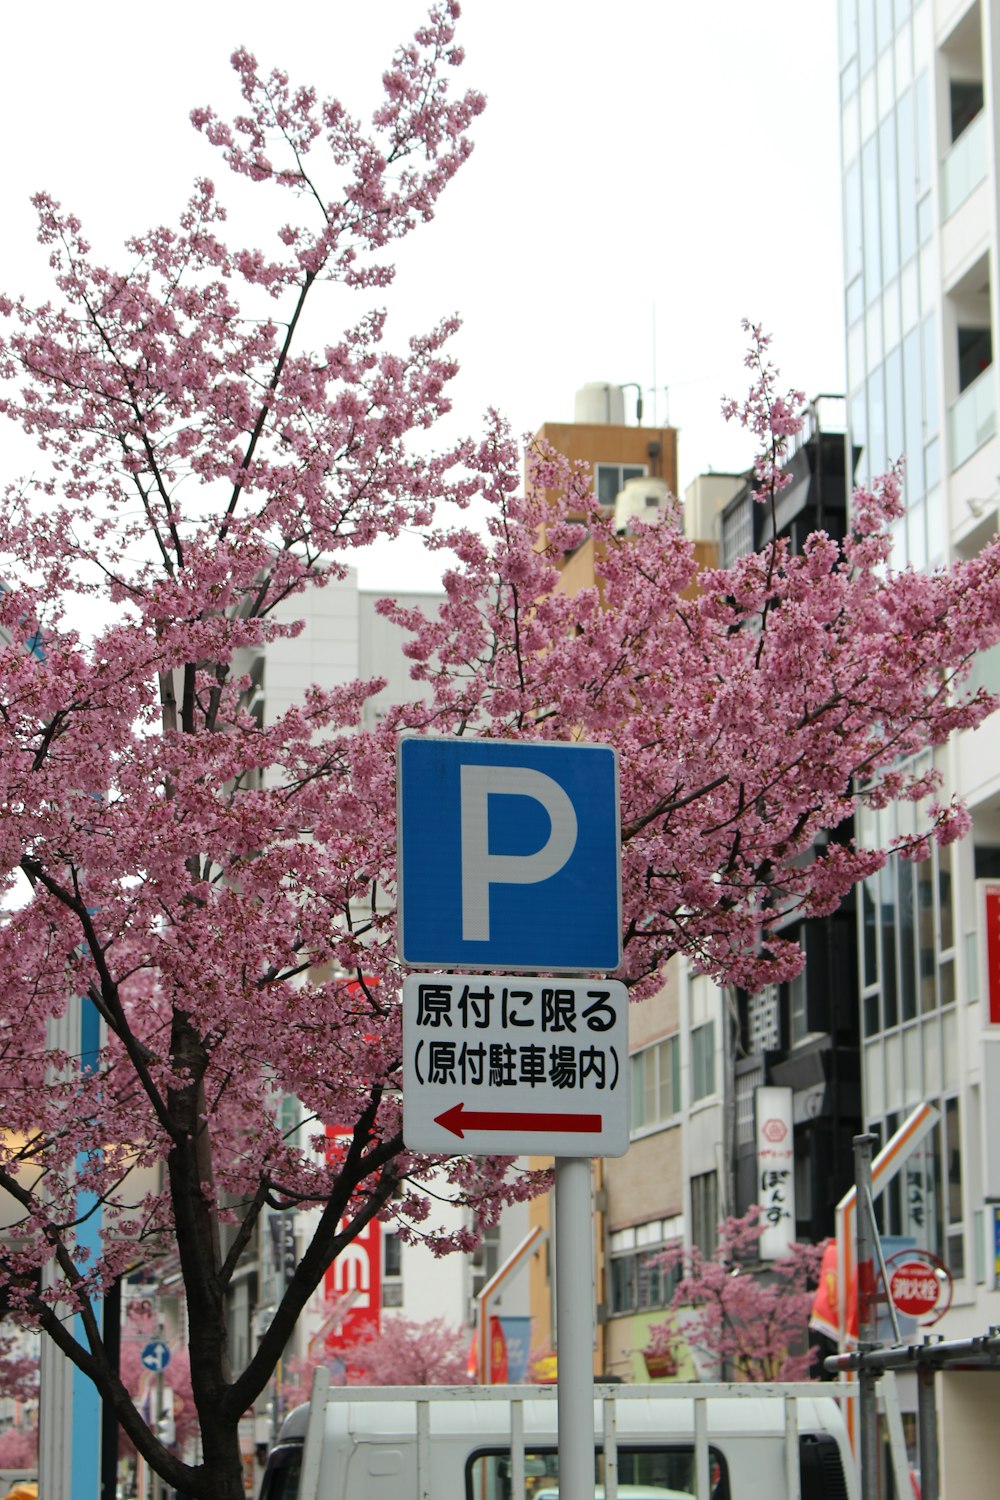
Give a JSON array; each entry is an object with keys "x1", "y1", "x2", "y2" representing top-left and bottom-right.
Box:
[{"x1": 756, "y1": 1086, "x2": 796, "y2": 1260}]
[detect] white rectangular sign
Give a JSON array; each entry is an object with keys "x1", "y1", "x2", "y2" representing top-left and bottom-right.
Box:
[
  {"x1": 756, "y1": 1085, "x2": 796, "y2": 1259},
  {"x1": 402, "y1": 975, "x2": 630, "y2": 1157}
]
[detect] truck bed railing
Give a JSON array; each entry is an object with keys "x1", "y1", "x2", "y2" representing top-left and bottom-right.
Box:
[{"x1": 300, "y1": 1372, "x2": 859, "y2": 1500}]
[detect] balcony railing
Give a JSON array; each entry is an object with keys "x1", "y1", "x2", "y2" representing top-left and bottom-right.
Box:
[
  {"x1": 948, "y1": 364, "x2": 996, "y2": 471},
  {"x1": 941, "y1": 108, "x2": 988, "y2": 220}
]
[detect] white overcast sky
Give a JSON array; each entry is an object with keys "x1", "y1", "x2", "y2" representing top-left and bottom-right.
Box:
[{"x1": 2, "y1": 0, "x2": 844, "y2": 591}]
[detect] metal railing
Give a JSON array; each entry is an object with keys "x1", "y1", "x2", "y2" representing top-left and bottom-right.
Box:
[
  {"x1": 948, "y1": 364, "x2": 996, "y2": 471},
  {"x1": 941, "y1": 110, "x2": 988, "y2": 221},
  {"x1": 299, "y1": 1371, "x2": 859, "y2": 1500}
]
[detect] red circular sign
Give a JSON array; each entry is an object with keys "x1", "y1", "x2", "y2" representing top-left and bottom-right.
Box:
[
  {"x1": 888, "y1": 1260, "x2": 941, "y2": 1317},
  {"x1": 762, "y1": 1117, "x2": 788, "y2": 1142}
]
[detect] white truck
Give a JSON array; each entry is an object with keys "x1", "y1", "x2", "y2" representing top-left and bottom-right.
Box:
[{"x1": 259, "y1": 1377, "x2": 858, "y2": 1500}]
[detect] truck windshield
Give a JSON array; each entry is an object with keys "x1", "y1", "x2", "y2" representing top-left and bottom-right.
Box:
[
  {"x1": 466, "y1": 1445, "x2": 728, "y2": 1500},
  {"x1": 258, "y1": 1440, "x2": 302, "y2": 1500}
]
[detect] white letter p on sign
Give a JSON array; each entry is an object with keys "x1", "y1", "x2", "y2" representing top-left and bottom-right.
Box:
[{"x1": 460, "y1": 766, "x2": 578, "y2": 941}]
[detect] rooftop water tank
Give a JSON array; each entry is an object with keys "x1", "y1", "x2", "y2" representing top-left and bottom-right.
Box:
[{"x1": 574, "y1": 382, "x2": 625, "y2": 425}]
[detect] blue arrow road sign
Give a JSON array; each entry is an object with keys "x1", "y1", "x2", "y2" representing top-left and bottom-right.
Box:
[
  {"x1": 397, "y1": 736, "x2": 621, "y2": 972},
  {"x1": 140, "y1": 1339, "x2": 171, "y2": 1373}
]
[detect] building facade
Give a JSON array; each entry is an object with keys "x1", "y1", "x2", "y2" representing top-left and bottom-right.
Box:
[
  {"x1": 717, "y1": 407, "x2": 866, "y2": 1251},
  {"x1": 838, "y1": 0, "x2": 1000, "y2": 1335},
  {"x1": 240, "y1": 573, "x2": 531, "y2": 1465},
  {"x1": 524, "y1": 388, "x2": 726, "y2": 1381}
]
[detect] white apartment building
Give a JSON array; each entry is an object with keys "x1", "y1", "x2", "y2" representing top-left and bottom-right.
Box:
[
  {"x1": 259, "y1": 572, "x2": 531, "y2": 1366},
  {"x1": 838, "y1": 0, "x2": 1000, "y2": 1336}
]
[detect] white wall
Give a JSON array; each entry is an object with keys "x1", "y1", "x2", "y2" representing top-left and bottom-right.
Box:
[{"x1": 263, "y1": 574, "x2": 533, "y2": 1358}]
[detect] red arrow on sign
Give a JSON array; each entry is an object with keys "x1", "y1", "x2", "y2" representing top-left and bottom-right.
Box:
[{"x1": 434, "y1": 1101, "x2": 602, "y2": 1139}]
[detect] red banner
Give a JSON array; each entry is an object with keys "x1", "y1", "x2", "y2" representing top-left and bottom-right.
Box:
[
  {"x1": 809, "y1": 1240, "x2": 857, "y2": 1343},
  {"x1": 323, "y1": 1126, "x2": 381, "y2": 1352},
  {"x1": 489, "y1": 1316, "x2": 508, "y2": 1383},
  {"x1": 986, "y1": 885, "x2": 1000, "y2": 1025}
]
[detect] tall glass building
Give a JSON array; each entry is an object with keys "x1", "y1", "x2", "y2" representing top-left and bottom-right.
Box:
[{"x1": 839, "y1": 0, "x2": 1000, "y2": 1335}]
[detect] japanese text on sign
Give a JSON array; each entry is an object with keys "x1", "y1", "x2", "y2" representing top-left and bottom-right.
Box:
[
  {"x1": 402, "y1": 975, "x2": 630, "y2": 1157},
  {"x1": 414, "y1": 981, "x2": 617, "y2": 1032},
  {"x1": 412, "y1": 981, "x2": 620, "y2": 1093},
  {"x1": 756, "y1": 1086, "x2": 796, "y2": 1259},
  {"x1": 759, "y1": 1167, "x2": 792, "y2": 1228}
]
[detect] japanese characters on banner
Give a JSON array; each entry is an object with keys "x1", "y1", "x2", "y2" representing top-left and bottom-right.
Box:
[
  {"x1": 756, "y1": 1086, "x2": 796, "y2": 1259},
  {"x1": 903, "y1": 1135, "x2": 936, "y2": 1243},
  {"x1": 467, "y1": 1316, "x2": 534, "y2": 1382},
  {"x1": 322, "y1": 1127, "x2": 381, "y2": 1352}
]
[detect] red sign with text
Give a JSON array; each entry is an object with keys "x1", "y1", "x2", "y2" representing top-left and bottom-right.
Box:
[
  {"x1": 323, "y1": 1127, "x2": 381, "y2": 1352},
  {"x1": 986, "y1": 885, "x2": 1000, "y2": 1024},
  {"x1": 889, "y1": 1261, "x2": 940, "y2": 1318}
]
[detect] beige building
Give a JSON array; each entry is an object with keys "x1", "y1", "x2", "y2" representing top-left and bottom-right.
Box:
[{"x1": 523, "y1": 388, "x2": 745, "y2": 1380}]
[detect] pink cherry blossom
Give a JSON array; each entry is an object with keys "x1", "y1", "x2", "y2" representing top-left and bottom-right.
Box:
[
  {"x1": 646, "y1": 1209, "x2": 827, "y2": 1381},
  {"x1": 1, "y1": 13, "x2": 999, "y2": 1500}
]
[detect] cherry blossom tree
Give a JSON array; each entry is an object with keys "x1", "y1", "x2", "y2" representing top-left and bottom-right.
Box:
[
  {"x1": 644, "y1": 1209, "x2": 827, "y2": 1382},
  {"x1": 0, "y1": 1331, "x2": 39, "y2": 1475},
  {"x1": 0, "y1": 1338, "x2": 38, "y2": 1405},
  {"x1": 0, "y1": 1425, "x2": 37, "y2": 1472},
  {"x1": 277, "y1": 1351, "x2": 330, "y2": 1410},
  {"x1": 0, "y1": 4, "x2": 999, "y2": 1498},
  {"x1": 0, "y1": 9, "x2": 510, "y2": 1497},
  {"x1": 278, "y1": 1315, "x2": 471, "y2": 1399},
  {"x1": 117, "y1": 1300, "x2": 198, "y2": 1459},
  {"x1": 339, "y1": 1314, "x2": 472, "y2": 1386}
]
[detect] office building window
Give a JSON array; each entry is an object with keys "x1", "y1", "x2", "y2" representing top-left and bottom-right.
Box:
[
  {"x1": 383, "y1": 1232, "x2": 402, "y2": 1277},
  {"x1": 690, "y1": 1171, "x2": 719, "y2": 1257},
  {"x1": 608, "y1": 1220, "x2": 683, "y2": 1314},
  {"x1": 595, "y1": 463, "x2": 646, "y2": 509},
  {"x1": 721, "y1": 492, "x2": 754, "y2": 565},
  {"x1": 382, "y1": 1231, "x2": 403, "y2": 1307},
  {"x1": 788, "y1": 968, "x2": 809, "y2": 1047},
  {"x1": 747, "y1": 986, "x2": 780, "y2": 1055},
  {"x1": 630, "y1": 1036, "x2": 680, "y2": 1133},
  {"x1": 691, "y1": 1022, "x2": 716, "y2": 1102},
  {"x1": 859, "y1": 774, "x2": 955, "y2": 1042},
  {"x1": 944, "y1": 1096, "x2": 964, "y2": 1277}
]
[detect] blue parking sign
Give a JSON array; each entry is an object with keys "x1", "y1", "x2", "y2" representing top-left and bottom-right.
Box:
[{"x1": 397, "y1": 735, "x2": 621, "y2": 972}]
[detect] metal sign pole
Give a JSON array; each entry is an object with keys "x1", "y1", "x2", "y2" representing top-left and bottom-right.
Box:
[
  {"x1": 396, "y1": 735, "x2": 627, "y2": 1500},
  {"x1": 555, "y1": 1156, "x2": 595, "y2": 1500},
  {"x1": 854, "y1": 1133, "x2": 880, "y2": 1500}
]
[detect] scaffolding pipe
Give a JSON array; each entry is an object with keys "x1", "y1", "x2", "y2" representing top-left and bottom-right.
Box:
[
  {"x1": 917, "y1": 1364, "x2": 939, "y2": 1500},
  {"x1": 825, "y1": 1326, "x2": 1000, "y2": 1500},
  {"x1": 854, "y1": 1134, "x2": 880, "y2": 1500},
  {"x1": 825, "y1": 1328, "x2": 1000, "y2": 1375}
]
